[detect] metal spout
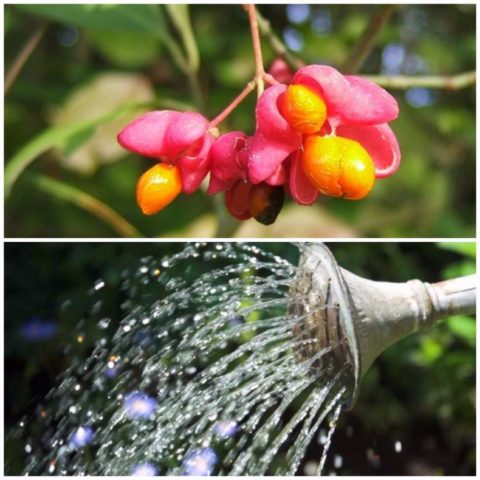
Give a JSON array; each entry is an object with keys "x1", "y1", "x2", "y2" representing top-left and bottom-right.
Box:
[{"x1": 289, "y1": 243, "x2": 476, "y2": 408}]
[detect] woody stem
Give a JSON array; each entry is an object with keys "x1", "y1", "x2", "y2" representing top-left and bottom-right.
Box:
[
  {"x1": 209, "y1": 80, "x2": 256, "y2": 129},
  {"x1": 245, "y1": 4, "x2": 265, "y2": 98},
  {"x1": 209, "y1": 5, "x2": 276, "y2": 130}
]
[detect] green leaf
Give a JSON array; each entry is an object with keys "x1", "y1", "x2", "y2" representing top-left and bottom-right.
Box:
[
  {"x1": 4, "y1": 102, "x2": 146, "y2": 199},
  {"x1": 29, "y1": 174, "x2": 143, "y2": 238},
  {"x1": 418, "y1": 337, "x2": 443, "y2": 364},
  {"x1": 62, "y1": 125, "x2": 97, "y2": 157},
  {"x1": 88, "y1": 30, "x2": 162, "y2": 68},
  {"x1": 164, "y1": 5, "x2": 199, "y2": 72},
  {"x1": 16, "y1": 4, "x2": 189, "y2": 72},
  {"x1": 447, "y1": 315, "x2": 476, "y2": 347},
  {"x1": 442, "y1": 260, "x2": 476, "y2": 279},
  {"x1": 16, "y1": 4, "x2": 164, "y2": 37},
  {"x1": 437, "y1": 242, "x2": 476, "y2": 259}
]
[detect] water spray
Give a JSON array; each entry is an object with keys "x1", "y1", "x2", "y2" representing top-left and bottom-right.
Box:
[
  {"x1": 8, "y1": 243, "x2": 475, "y2": 475},
  {"x1": 289, "y1": 243, "x2": 476, "y2": 408}
]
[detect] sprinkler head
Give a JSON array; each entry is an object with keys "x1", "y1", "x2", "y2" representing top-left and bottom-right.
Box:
[{"x1": 289, "y1": 243, "x2": 476, "y2": 409}]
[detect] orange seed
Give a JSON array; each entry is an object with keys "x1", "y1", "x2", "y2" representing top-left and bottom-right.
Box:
[
  {"x1": 281, "y1": 84, "x2": 327, "y2": 134},
  {"x1": 301, "y1": 136, "x2": 375, "y2": 200},
  {"x1": 136, "y1": 163, "x2": 182, "y2": 215}
]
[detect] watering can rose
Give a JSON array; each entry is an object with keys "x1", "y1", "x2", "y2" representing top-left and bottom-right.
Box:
[{"x1": 117, "y1": 64, "x2": 401, "y2": 224}]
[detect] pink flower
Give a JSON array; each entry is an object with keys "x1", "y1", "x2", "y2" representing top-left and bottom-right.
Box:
[
  {"x1": 208, "y1": 131, "x2": 287, "y2": 220},
  {"x1": 208, "y1": 132, "x2": 287, "y2": 193},
  {"x1": 248, "y1": 65, "x2": 401, "y2": 204},
  {"x1": 248, "y1": 85, "x2": 302, "y2": 185},
  {"x1": 206, "y1": 131, "x2": 252, "y2": 219},
  {"x1": 208, "y1": 131, "x2": 250, "y2": 195},
  {"x1": 118, "y1": 111, "x2": 213, "y2": 193}
]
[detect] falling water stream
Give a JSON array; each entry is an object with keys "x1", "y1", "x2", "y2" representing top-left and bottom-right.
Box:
[{"x1": 13, "y1": 243, "x2": 347, "y2": 475}]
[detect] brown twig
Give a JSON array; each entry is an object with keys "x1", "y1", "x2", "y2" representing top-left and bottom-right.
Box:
[
  {"x1": 5, "y1": 21, "x2": 48, "y2": 94},
  {"x1": 245, "y1": 4, "x2": 266, "y2": 97},
  {"x1": 361, "y1": 71, "x2": 476, "y2": 91},
  {"x1": 263, "y1": 72, "x2": 281, "y2": 86},
  {"x1": 341, "y1": 5, "x2": 397, "y2": 74},
  {"x1": 252, "y1": 7, "x2": 475, "y2": 93},
  {"x1": 209, "y1": 6, "x2": 282, "y2": 129},
  {"x1": 209, "y1": 80, "x2": 256, "y2": 128}
]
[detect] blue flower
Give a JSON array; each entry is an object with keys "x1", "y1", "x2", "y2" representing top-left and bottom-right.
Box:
[
  {"x1": 105, "y1": 365, "x2": 119, "y2": 378},
  {"x1": 20, "y1": 317, "x2": 57, "y2": 342},
  {"x1": 214, "y1": 420, "x2": 238, "y2": 439},
  {"x1": 183, "y1": 447, "x2": 218, "y2": 476},
  {"x1": 70, "y1": 426, "x2": 94, "y2": 449},
  {"x1": 124, "y1": 392, "x2": 157, "y2": 420},
  {"x1": 130, "y1": 463, "x2": 158, "y2": 476}
]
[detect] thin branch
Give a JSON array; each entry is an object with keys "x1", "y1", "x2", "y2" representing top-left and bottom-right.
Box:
[
  {"x1": 5, "y1": 21, "x2": 48, "y2": 94},
  {"x1": 209, "y1": 80, "x2": 256, "y2": 128},
  {"x1": 255, "y1": 7, "x2": 303, "y2": 71},
  {"x1": 263, "y1": 72, "x2": 281, "y2": 86},
  {"x1": 249, "y1": 9, "x2": 475, "y2": 92},
  {"x1": 341, "y1": 5, "x2": 397, "y2": 74},
  {"x1": 361, "y1": 71, "x2": 476, "y2": 90},
  {"x1": 245, "y1": 4, "x2": 265, "y2": 97},
  {"x1": 31, "y1": 174, "x2": 143, "y2": 238}
]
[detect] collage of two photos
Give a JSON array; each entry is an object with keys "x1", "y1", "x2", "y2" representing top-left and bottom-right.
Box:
[{"x1": 4, "y1": 3, "x2": 477, "y2": 476}]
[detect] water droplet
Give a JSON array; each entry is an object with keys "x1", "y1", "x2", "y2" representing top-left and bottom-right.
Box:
[
  {"x1": 98, "y1": 318, "x2": 111, "y2": 329},
  {"x1": 318, "y1": 429, "x2": 328, "y2": 445},
  {"x1": 303, "y1": 460, "x2": 318, "y2": 475}
]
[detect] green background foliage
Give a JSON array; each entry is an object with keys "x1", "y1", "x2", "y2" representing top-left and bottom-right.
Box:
[
  {"x1": 4, "y1": 4, "x2": 476, "y2": 238},
  {"x1": 4, "y1": 242, "x2": 475, "y2": 474}
]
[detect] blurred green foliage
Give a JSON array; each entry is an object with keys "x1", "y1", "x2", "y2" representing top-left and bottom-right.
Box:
[
  {"x1": 4, "y1": 242, "x2": 475, "y2": 474},
  {"x1": 4, "y1": 4, "x2": 476, "y2": 238}
]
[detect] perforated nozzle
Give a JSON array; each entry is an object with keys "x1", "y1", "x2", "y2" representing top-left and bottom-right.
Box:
[{"x1": 289, "y1": 243, "x2": 476, "y2": 408}]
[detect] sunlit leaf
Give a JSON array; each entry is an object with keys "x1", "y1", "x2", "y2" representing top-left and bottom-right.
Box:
[
  {"x1": 418, "y1": 337, "x2": 442, "y2": 364},
  {"x1": 437, "y1": 242, "x2": 476, "y2": 259},
  {"x1": 442, "y1": 260, "x2": 476, "y2": 279},
  {"x1": 447, "y1": 315, "x2": 476, "y2": 347}
]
